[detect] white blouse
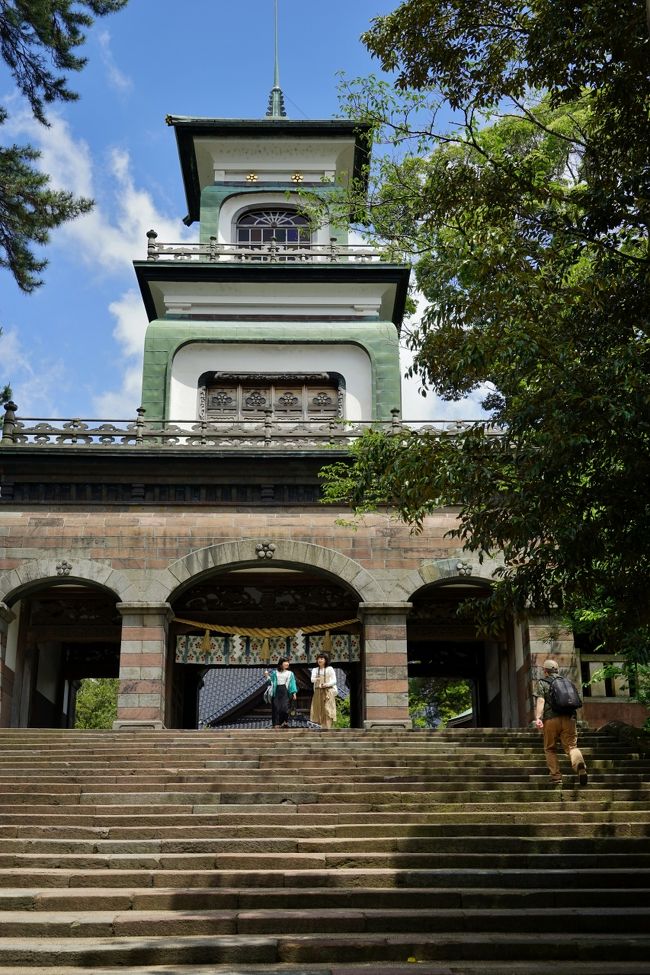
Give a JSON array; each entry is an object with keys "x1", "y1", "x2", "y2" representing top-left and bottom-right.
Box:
[
  {"x1": 275, "y1": 669, "x2": 293, "y2": 687},
  {"x1": 311, "y1": 665, "x2": 337, "y2": 691}
]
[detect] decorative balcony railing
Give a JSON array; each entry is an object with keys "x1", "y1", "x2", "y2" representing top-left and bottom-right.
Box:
[
  {"x1": 145, "y1": 230, "x2": 383, "y2": 264},
  {"x1": 0, "y1": 403, "x2": 490, "y2": 449}
]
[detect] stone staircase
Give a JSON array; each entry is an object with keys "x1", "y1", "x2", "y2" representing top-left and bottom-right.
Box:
[{"x1": 0, "y1": 726, "x2": 648, "y2": 975}]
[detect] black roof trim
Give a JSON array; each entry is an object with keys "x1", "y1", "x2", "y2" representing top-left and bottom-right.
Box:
[{"x1": 166, "y1": 117, "x2": 373, "y2": 225}]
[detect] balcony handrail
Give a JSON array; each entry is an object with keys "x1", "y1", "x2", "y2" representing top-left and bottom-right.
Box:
[
  {"x1": 1, "y1": 403, "x2": 496, "y2": 448},
  {"x1": 145, "y1": 230, "x2": 384, "y2": 264}
]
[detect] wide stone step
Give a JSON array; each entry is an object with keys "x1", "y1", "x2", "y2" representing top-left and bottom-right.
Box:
[
  {"x1": 0, "y1": 930, "x2": 648, "y2": 966},
  {"x1": 4, "y1": 781, "x2": 649, "y2": 802},
  {"x1": 0, "y1": 747, "x2": 633, "y2": 760},
  {"x1": 4, "y1": 818, "x2": 650, "y2": 838},
  {"x1": 0, "y1": 905, "x2": 648, "y2": 937},
  {"x1": 3, "y1": 804, "x2": 650, "y2": 826},
  {"x1": 0, "y1": 964, "x2": 646, "y2": 975},
  {"x1": 1, "y1": 866, "x2": 648, "y2": 890},
  {"x1": 2, "y1": 884, "x2": 649, "y2": 912},
  {"x1": 1, "y1": 834, "x2": 646, "y2": 854},
  {"x1": 0, "y1": 770, "x2": 646, "y2": 788},
  {"x1": 2, "y1": 851, "x2": 650, "y2": 872}
]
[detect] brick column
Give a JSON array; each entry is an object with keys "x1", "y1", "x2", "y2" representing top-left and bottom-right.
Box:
[
  {"x1": 359, "y1": 601, "x2": 412, "y2": 730},
  {"x1": 114, "y1": 602, "x2": 172, "y2": 730},
  {"x1": 526, "y1": 615, "x2": 579, "y2": 722},
  {"x1": 0, "y1": 603, "x2": 16, "y2": 728}
]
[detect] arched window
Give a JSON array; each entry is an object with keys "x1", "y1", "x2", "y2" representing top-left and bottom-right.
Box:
[{"x1": 236, "y1": 208, "x2": 311, "y2": 247}]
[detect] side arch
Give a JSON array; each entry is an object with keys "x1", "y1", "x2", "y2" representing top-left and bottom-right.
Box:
[
  {"x1": 0, "y1": 558, "x2": 131, "y2": 606},
  {"x1": 396, "y1": 556, "x2": 503, "y2": 603}
]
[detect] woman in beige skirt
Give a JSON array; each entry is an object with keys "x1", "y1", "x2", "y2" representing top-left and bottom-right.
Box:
[{"x1": 310, "y1": 652, "x2": 337, "y2": 729}]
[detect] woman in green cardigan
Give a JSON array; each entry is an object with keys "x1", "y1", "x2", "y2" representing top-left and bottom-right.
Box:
[{"x1": 264, "y1": 658, "x2": 297, "y2": 728}]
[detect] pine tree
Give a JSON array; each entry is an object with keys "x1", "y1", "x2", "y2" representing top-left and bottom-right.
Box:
[{"x1": 0, "y1": 1, "x2": 128, "y2": 293}]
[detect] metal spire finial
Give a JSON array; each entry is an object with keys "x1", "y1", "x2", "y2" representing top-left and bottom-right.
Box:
[{"x1": 266, "y1": 0, "x2": 287, "y2": 118}]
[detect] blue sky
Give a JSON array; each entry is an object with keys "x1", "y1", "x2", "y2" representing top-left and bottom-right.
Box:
[{"x1": 0, "y1": 0, "x2": 483, "y2": 423}]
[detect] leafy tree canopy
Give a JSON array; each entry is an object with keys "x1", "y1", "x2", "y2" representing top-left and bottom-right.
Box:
[
  {"x1": 320, "y1": 0, "x2": 650, "y2": 662},
  {"x1": 0, "y1": 0, "x2": 127, "y2": 294},
  {"x1": 73, "y1": 677, "x2": 118, "y2": 729},
  {"x1": 409, "y1": 677, "x2": 472, "y2": 729}
]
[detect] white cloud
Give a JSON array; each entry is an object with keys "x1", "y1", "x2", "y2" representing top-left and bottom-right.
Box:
[
  {"x1": 90, "y1": 289, "x2": 148, "y2": 416},
  {"x1": 97, "y1": 30, "x2": 133, "y2": 94},
  {"x1": 93, "y1": 365, "x2": 143, "y2": 418},
  {"x1": 1, "y1": 108, "x2": 195, "y2": 416},
  {"x1": 0, "y1": 329, "x2": 69, "y2": 417},
  {"x1": 4, "y1": 109, "x2": 194, "y2": 274},
  {"x1": 107, "y1": 288, "x2": 148, "y2": 360},
  {"x1": 400, "y1": 293, "x2": 488, "y2": 424}
]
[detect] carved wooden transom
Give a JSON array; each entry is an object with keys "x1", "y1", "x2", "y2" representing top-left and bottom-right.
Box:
[{"x1": 199, "y1": 373, "x2": 344, "y2": 421}]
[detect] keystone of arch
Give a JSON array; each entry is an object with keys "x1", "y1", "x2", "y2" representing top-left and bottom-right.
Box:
[
  {"x1": 0, "y1": 558, "x2": 132, "y2": 605},
  {"x1": 165, "y1": 539, "x2": 386, "y2": 603},
  {"x1": 393, "y1": 556, "x2": 503, "y2": 601}
]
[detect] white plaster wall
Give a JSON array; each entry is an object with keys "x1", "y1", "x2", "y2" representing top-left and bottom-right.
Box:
[
  {"x1": 195, "y1": 137, "x2": 354, "y2": 188},
  {"x1": 513, "y1": 618, "x2": 525, "y2": 670},
  {"x1": 5, "y1": 601, "x2": 20, "y2": 670},
  {"x1": 170, "y1": 343, "x2": 373, "y2": 420},
  {"x1": 157, "y1": 281, "x2": 390, "y2": 321},
  {"x1": 36, "y1": 642, "x2": 61, "y2": 703}
]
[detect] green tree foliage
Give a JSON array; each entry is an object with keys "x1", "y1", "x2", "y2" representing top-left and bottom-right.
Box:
[
  {"x1": 321, "y1": 0, "x2": 650, "y2": 662},
  {"x1": 333, "y1": 693, "x2": 351, "y2": 729},
  {"x1": 73, "y1": 677, "x2": 118, "y2": 729},
  {"x1": 409, "y1": 677, "x2": 472, "y2": 729},
  {"x1": 0, "y1": 0, "x2": 127, "y2": 294}
]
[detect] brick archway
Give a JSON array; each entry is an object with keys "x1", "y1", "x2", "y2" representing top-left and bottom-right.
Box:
[
  {"x1": 165, "y1": 538, "x2": 386, "y2": 604},
  {"x1": 0, "y1": 558, "x2": 130, "y2": 607}
]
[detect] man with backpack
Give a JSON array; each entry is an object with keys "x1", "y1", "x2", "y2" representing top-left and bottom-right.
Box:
[{"x1": 535, "y1": 658, "x2": 588, "y2": 787}]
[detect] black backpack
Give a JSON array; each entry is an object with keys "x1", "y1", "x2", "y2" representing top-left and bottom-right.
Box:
[{"x1": 547, "y1": 675, "x2": 582, "y2": 714}]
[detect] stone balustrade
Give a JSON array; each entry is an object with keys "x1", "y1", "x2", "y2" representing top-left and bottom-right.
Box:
[
  {"x1": 0, "y1": 402, "x2": 492, "y2": 449},
  {"x1": 145, "y1": 229, "x2": 383, "y2": 264}
]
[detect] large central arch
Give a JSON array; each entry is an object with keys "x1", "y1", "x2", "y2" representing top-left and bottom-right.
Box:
[
  {"x1": 164, "y1": 539, "x2": 386, "y2": 605},
  {"x1": 164, "y1": 539, "x2": 386, "y2": 729}
]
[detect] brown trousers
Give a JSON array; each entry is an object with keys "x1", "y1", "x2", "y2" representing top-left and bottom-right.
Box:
[{"x1": 542, "y1": 715, "x2": 586, "y2": 781}]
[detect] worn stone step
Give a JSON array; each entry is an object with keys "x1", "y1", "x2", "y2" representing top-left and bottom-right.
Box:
[
  {"x1": 0, "y1": 930, "x2": 649, "y2": 967},
  {"x1": 3, "y1": 851, "x2": 650, "y2": 872},
  {"x1": 0, "y1": 905, "x2": 648, "y2": 937},
  {"x1": 1, "y1": 866, "x2": 648, "y2": 890},
  {"x1": 0, "y1": 742, "x2": 631, "y2": 755},
  {"x1": 3, "y1": 804, "x2": 650, "y2": 826},
  {"x1": 0, "y1": 964, "x2": 646, "y2": 975},
  {"x1": 277, "y1": 931, "x2": 650, "y2": 964},
  {"x1": 2, "y1": 884, "x2": 648, "y2": 913},
  {"x1": 4, "y1": 819, "x2": 650, "y2": 839},
  {"x1": 1, "y1": 834, "x2": 646, "y2": 855},
  {"x1": 0, "y1": 780, "x2": 650, "y2": 818}
]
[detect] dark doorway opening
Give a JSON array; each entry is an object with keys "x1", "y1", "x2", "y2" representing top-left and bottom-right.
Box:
[
  {"x1": 169, "y1": 567, "x2": 361, "y2": 729},
  {"x1": 8, "y1": 585, "x2": 120, "y2": 728}
]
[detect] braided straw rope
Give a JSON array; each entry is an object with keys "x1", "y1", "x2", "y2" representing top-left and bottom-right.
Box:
[{"x1": 173, "y1": 617, "x2": 359, "y2": 638}]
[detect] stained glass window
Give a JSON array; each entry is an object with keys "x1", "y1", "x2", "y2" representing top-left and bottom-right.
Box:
[{"x1": 236, "y1": 209, "x2": 311, "y2": 247}]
